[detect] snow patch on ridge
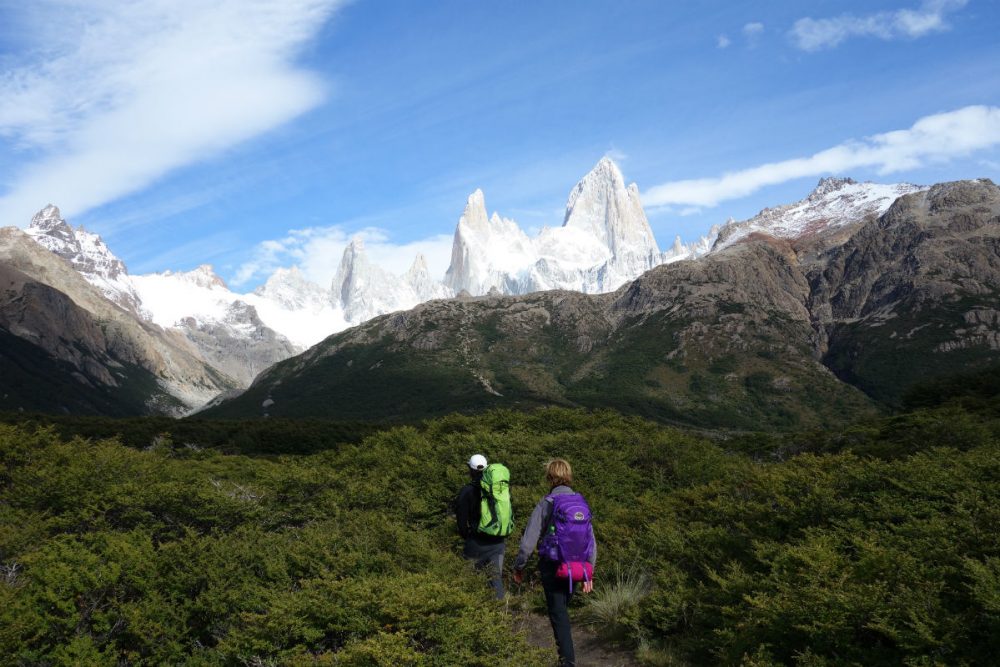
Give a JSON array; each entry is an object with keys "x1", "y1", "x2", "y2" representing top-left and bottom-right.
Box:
[{"x1": 713, "y1": 177, "x2": 927, "y2": 250}]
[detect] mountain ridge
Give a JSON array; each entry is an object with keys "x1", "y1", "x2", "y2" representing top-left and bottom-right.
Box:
[
  {"x1": 205, "y1": 178, "x2": 1000, "y2": 426},
  {"x1": 4, "y1": 166, "x2": 980, "y2": 417}
]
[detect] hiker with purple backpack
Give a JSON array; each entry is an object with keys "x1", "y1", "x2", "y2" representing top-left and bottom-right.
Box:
[{"x1": 513, "y1": 458, "x2": 596, "y2": 667}]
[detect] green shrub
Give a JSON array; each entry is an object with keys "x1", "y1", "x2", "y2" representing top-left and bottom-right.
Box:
[{"x1": 3, "y1": 404, "x2": 1000, "y2": 665}]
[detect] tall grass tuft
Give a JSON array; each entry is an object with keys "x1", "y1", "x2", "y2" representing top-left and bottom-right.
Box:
[{"x1": 580, "y1": 564, "x2": 651, "y2": 644}]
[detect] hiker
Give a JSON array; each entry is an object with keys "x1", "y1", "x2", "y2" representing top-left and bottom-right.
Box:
[
  {"x1": 513, "y1": 458, "x2": 596, "y2": 667},
  {"x1": 455, "y1": 453, "x2": 512, "y2": 599}
]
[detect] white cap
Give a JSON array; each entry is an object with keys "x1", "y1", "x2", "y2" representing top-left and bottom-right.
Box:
[{"x1": 468, "y1": 454, "x2": 488, "y2": 471}]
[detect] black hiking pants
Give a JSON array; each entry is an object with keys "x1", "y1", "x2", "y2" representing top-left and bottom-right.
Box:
[
  {"x1": 539, "y1": 559, "x2": 575, "y2": 666},
  {"x1": 464, "y1": 536, "x2": 505, "y2": 599}
]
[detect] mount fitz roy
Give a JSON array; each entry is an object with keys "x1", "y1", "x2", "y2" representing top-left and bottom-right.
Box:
[
  {"x1": 208, "y1": 178, "x2": 1000, "y2": 426},
  {"x1": 444, "y1": 157, "x2": 702, "y2": 295},
  {"x1": 2, "y1": 156, "x2": 935, "y2": 414},
  {"x1": 14, "y1": 159, "x2": 713, "y2": 367}
]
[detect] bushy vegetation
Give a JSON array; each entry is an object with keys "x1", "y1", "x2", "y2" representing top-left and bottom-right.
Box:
[
  {"x1": 3, "y1": 403, "x2": 1000, "y2": 664},
  {"x1": 0, "y1": 413, "x2": 380, "y2": 456}
]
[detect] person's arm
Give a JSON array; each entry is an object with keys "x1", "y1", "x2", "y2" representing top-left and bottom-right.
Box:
[{"x1": 513, "y1": 497, "x2": 550, "y2": 572}]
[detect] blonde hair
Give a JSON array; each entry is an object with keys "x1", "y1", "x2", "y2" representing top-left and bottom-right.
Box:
[{"x1": 545, "y1": 458, "x2": 573, "y2": 487}]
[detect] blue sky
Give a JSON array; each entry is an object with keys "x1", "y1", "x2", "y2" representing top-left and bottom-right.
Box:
[{"x1": 1, "y1": 0, "x2": 999, "y2": 288}]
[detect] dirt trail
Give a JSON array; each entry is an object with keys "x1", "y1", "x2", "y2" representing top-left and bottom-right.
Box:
[{"x1": 516, "y1": 612, "x2": 641, "y2": 667}]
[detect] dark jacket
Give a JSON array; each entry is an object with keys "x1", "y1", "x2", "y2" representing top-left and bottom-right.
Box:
[
  {"x1": 513, "y1": 484, "x2": 597, "y2": 570},
  {"x1": 456, "y1": 477, "x2": 505, "y2": 543}
]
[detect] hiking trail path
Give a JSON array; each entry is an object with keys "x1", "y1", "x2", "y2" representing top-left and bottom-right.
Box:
[{"x1": 516, "y1": 611, "x2": 641, "y2": 667}]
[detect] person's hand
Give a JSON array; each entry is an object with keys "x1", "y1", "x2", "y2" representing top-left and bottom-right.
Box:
[
  {"x1": 582, "y1": 580, "x2": 594, "y2": 594},
  {"x1": 513, "y1": 569, "x2": 524, "y2": 585}
]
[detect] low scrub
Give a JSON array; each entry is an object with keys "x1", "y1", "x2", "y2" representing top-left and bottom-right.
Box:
[{"x1": 2, "y1": 405, "x2": 999, "y2": 664}]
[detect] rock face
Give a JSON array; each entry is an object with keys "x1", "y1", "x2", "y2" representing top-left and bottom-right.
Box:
[
  {"x1": 25, "y1": 205, "x2": 145, "y2": 315},
  {"x1": 443, "y1": 189, "x2": 535, "y2": 295},
  {"x1": 808, "y1": 178, "x2": 1000, "y2": 403},
  {"x1": 0, "y1": 263, "x2": 121, "y2": 388},
  {"x1": 207, "y1": 178, "x2": 1000, "y2": 425},
  {"x1": 331, "y1": 240, "x2": 451, "y2": 323},
  {"x1": 444, "y1": 158, "x2": 714, "y2": 297},
  {"x1": 0, "y1": 227, "x2": 237, "y2": 414},
  {"x1": 175, "y1": 301, "x2": 298, "y2": 387},
  {"x1": 20, "y1": 206, "x2": 300, "y2": 396},
  {"x1": 562, "y1": 156, "x2": 662, "y2": 290}
]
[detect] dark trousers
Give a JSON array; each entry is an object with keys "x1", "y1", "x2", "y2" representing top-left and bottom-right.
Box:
[
  {"x1": 464, "y1": 537, "x2": 505, "y2": 599},
  {"x1": 539, "y1": 559, "x2": 575, "y2": 666}
]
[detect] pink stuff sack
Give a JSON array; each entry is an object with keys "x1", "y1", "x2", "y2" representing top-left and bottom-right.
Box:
[{"x1": 556, "y1": 561, "x2": 593, "y2": 582}]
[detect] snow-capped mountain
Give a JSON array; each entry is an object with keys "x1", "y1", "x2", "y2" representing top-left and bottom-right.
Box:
[
  {"x1": 443, "y1": 189, "x2": 538, "y2": 295},
  {"x1": 132, "y1": 266, "x2": 334, "y2": 352},
  {"x1": 332, "y1": 239, "x2": 451, "y2": 323},
  {"x1": 447, "y1": 158, "x2": 678, "y2": 295},
  {"x1": 713, "y1": 177, "x2": 927, "y2": 250},
  {"x1": 25, "y1": 205, "x2": 145, "y2": 315},
  {"x1": 255, "y1": 266, "x2": 330, "y2": 311},
  {"x1": 16, "y1": 162, "x2": 930, "y2": 411},
  {"x1": 443, "y1": 157, "x2": 718, "y2": 296},
  {"x1": 19, "y1": 158, "x2": 720, "y2": 368}
]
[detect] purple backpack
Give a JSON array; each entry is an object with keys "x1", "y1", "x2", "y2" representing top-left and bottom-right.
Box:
[{"x1": 539, "y1": 493, "x2": 594, "y2": 587}]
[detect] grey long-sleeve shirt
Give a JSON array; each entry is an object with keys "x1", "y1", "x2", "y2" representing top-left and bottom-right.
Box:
[{"x1": 513, "y1": 485, "x2": 597, "y2": 571}]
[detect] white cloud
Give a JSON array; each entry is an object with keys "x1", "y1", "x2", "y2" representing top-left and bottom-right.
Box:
[
  {"x1": 644, "y1": 105, "x2": 1000, "y2": 208},
  {"x1": 790, "y1": 0, "x2": 967, "y2": 51},
  {"x1": 0, "y1": 0, "x2": 342, "y2": 226},
  {"x1": 232, "y1": 225, "x2": 454, "y2": 289},
  {"x1": 717, "y1": 34, "x2": 732, "y2": 49},
  {"x1": 743, "y1": 22, "x2": 765, "y2": 38},
  {"x1": 604, "y1": 147, "x2": 628, "y2": 163}
]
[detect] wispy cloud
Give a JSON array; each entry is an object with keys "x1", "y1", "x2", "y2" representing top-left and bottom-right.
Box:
[
  {"x1": 233, "y1": 225, "x2": 454, "y2": 289},
  {"x1": 644, "y1": 105, "x2": 1000, "y2": 208},
  {"x1": 0, "y1": 0, "x2": 342, "y2": 225},
  {"x1": 604, "y1": 147, "x2": 628, "y2": 163},
  {"x1": 716, "y1": 34, "x2": 731, "y2": 49},
  {"x1": 790, "y1": 0, "x2": 967, "y2": 52},
  {"x1": 743, "y1": 22, "x2": 765, "y2": 40}
]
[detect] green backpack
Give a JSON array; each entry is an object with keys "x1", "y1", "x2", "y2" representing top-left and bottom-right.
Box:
[{"x1": 478, "y1": 463, "x2": 514, "y2": 537}]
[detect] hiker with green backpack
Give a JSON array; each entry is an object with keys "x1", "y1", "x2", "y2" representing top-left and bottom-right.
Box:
[{"x1": 455, "y1": 454, "x2": 513, "y2": 600}]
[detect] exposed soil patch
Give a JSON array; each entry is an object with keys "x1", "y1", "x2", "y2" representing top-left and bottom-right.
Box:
[{"x1": 516, "y1": 611, "x2": 640, "y2": 667}]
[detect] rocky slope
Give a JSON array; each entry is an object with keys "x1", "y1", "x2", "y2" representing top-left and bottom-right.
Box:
[
  {"x1": 132, "y1": 266, "x2": 300, "y2": 385},
  {"x1": 0, "y1": 227, "x2": 240, "y2": 414},
  {"x1": 808, "y1": 178, "x2": 1000, "y2": 404},
  {"x1": 23, "y1": 209, "x2": 301, "y2": 389},
  {"x1": 203, "y1": 237, "x2": 870, "y2": 428},
  {"x1": 206, "y1": 178, "x2": 1000, "y2": 426},
  {"x1": 0, "y1": 263, "x2": 177, "y2": 415},
  {"x1": 25, "y1": 205, "x2": 146, "y2": 315}
]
